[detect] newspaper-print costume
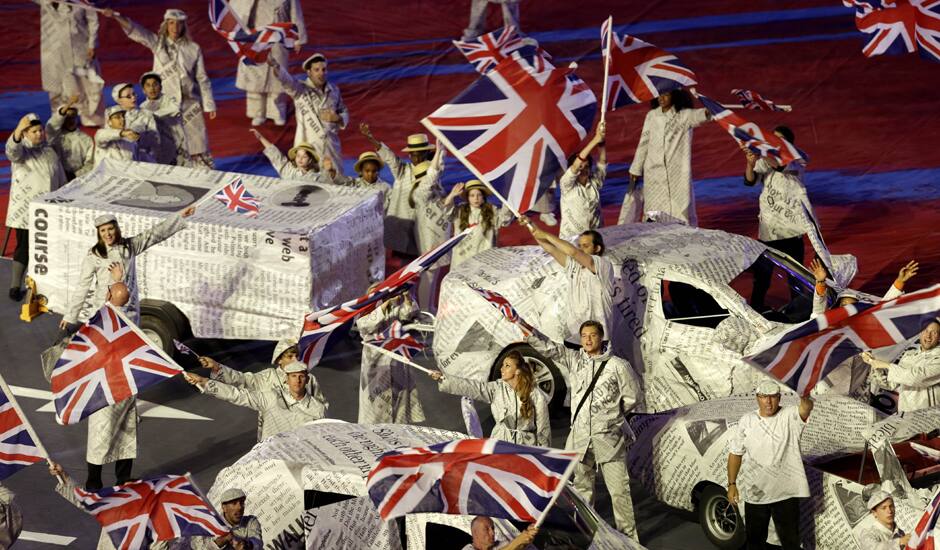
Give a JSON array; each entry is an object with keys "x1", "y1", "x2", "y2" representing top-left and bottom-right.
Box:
[
  {"x1": 189, "y1": 515, "x2": 263, "y2": 550},
  {"x1": 812, "y1": 283, "x2": 902, "y2": 317},
  {"x1": 230, "y1": 0, "x2": 307, "y2": 123},
  {"x1": 355, "y1": 299, "x2": 426, "y2": 424},
  {"x1": 749, "y1": 160, "x2": 816, "y2": 242},
  {"x1": 273, "y1": 67, "x2": 347, "y2": 171},
  {"x1": 377, "y1": 142, "x2": 422, "y2": 254},
  {"x1": 210, "y1": 361, "x2": 329, "y2": 441},
  {"x1": 411, "y1": 153, "x2": 448, "y2": 255},
  {"x1": 533, "y1": 339, "x2": 641, "y2": 536},
  {"x1": 728, "y1": 406, "x2": 810, "y2": 505},
  {"x1": 45, "y1": 108, "x2": 94, "y2": 181},
  {"x1": 563, "y1": 255, "x2": 616, "y2": 342},
  {"x1": 852, "y1": 514, "x2": 905, "y2": 550},
  {"x1": 124, "y1": 108, "x2": 161, "y2": 164},
  {"x1": 0, "y1": 485, "x2": 21, "y2": 549},
  {"x1": 199, "y1": 379, "x2": 328, "y2": 440},
  {"x1": 123, "y1": 21, "x2": 216, "y2": 158},
  {"x1": 141, "y1": 94, "x2": 186, "y2": 165},
  {"x1": 438, "y1": 375, "x2": 550, "y2": 446},
  {"x1": 876, "y1": 346, "x2": 940, "y2": 412},
  {"x1": 559, "y1": 162, "x2": 606, "y2": 239},
  {"x1": 462, "y1": 0, "x2": 520, "y2": 40},
  {"x1": 447, "y1": 205, "x2": 513, "y2": 267},
  {"x1": 33, "y1": 0, "x2": 104, "y2": 126},
  {"x1": 93, "y1": 127, "x2": 137, "y2": 167},
  {"x1": 261, "y1": 144, "x2": 329, "y2": 183},
  {"x1": 629, "y1": 107, "x2": 709, "y2": 226},
  {"x1": 4, "y1": 131, "x2": 67, "y2": 230},
  {"x1": 331, "y1": 173, "x2": 392, "y2": 209}
]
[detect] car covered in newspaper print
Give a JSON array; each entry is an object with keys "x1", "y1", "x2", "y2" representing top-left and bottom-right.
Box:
[
  {"x1": 433, "y1": 221, "x2": 850, "y2": 414},
  {"x1": 626, "y1": 394, "x2": 940, "y2": 549}
]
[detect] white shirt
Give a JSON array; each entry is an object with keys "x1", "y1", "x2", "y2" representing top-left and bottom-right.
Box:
[
  {"x1": 728, "y1": 406, "x2": 809, "y2": 504},
  {"x1": 564, "y1": 255, "x2": 616, "y2": 342}
]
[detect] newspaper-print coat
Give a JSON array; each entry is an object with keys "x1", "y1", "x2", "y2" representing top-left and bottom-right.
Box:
[
  {"x1": 141, "y1": 95, "x2": 185, "y2": 165},
  {"x1": 751, "y1": 159, "x2": 817, "y2": 241},
  {"x1": 189, "y1": 515, "x2": 263, "y2": 550},
  {"x1": 210, "y1": 362, "x2": 328, "y2": 441},
  {"x1": 231, "y1": 0, "x2": 307, "y2": 94},
  {"x1": 93, "y1": 128, "x2": 137, "y2": 167},
  {"x1": 201, "y1": 379, "x2": 328, "y2": 440},
  {"x1": 559, "y1": 162, "x2": 606, "y2": 239},
  {"x1": 885, "y1": 346, "x2": 940, "y2": 412},
  {"x1": 411, "y1": 154, "x2": 449, "y2": 255},
  {"x1": 356, "y1": 299, "x2": 426, "y2": 424},
  {"x1": 537, "y1": 341, "x2": 640, "y2": 462},
  {"x1": 447, "y1": 205, "x2": 513, "y2": 266},
  {"x1": 33, "y1": 0, "x2": 104, "y2": 125},
  {"x1": 332, "y1": 173, "x2": 392, "y2": 209},
  {"x1": 0, "y1": 484, "x2": 21, "y2": 550},
  {"x1": 273, "y1": 68, "x2": 347, "y2": 167},
  {"x1": 45, "y1": 108, "x2": 94, "y2": 181},
  {"x1": 124, "y1": 21, "x2": 216, "y2": 156},
  {"x1": 4, "y1": 132, "x2": 67, "y2": 229},
  {"x1": 629, "y1": 107, "x2": 709, "y2": 226},
  {"x1": 262, "y1": 144, "x2": 329, "y2": 183},
  {"x1": 439, "y1": 375, "x2": 550, "y2": 447},
  {"x1": 377, "y1": 143, "x2": 420, "y2": 253},
  {"x1": 124, "y1": 108, "x2": 160, "y2": 164}
]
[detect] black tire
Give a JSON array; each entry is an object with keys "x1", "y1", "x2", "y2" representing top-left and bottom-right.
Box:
[
  {"x1": 140, "y1": 311, "x2": 177, "y2": 355},
  {"x1": 697, "y1": 484, "x2": 745, "y2": 549},
  {"x1": 491, "y1": 344, "x2": 567, "y2": 417}
]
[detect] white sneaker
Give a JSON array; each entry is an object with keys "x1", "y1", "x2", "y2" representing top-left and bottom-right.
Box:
[
  {"x1": 250, "y1": 117, "x2": 265, "y2": 127},
  {"x1": 273, "y1": 117, "x2": 286, "y2": 127},
  {"x1": 539, "y1": 212, "x2": 558, "y2": 226}
]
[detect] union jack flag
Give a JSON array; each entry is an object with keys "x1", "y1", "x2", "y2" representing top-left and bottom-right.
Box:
[
  {"x1": 208, "y1": 0, "x2": 250, "y2": 42},
  {"x1": 453, "y1": 26, "x2": 552, "y2": 74},
  {"x1": 423, "y1": 55, "x2": 596, "y2": 215},
  {"x1": 173, "y1": 339, "x2": 196, "y2": 357},
  {"x1": 600, "y1": 19, "x2": 698, "y2": 110},
  {"x1": 51, "y1": 304, "x2": 183, "y2": 425},
  {"x1": 0, "y1": 376, "x2": 44, "y2": 481},
  {"x1": 75, "y1": 473, "x2": 229, "y2": 550},
  {"x1": 845, "y1": 0, "x2": 940, "y2": 62},
  {"x1": 696, "y1": 92, "x2": 809, "y2": 166},
  {"x1": 744, "y1": 284, "x2": 940, "y2": 396},
  {"x1": 367, "y1": 320, "x2": 425, "y2": 360},
  {"x1": 907, "y1": 485, "x2": 940, "y2": 549},
  {"x1": 367, "y1": 439, "x2": 578, "y2": 522},
  {"x1": 214, "y1": 178, "x2": 261, "y2": 218},
  {"x1": 299, "y1": 228, "x2": 472, "y2": 368},
  {"x1": 732, "y1": 89, "x2": 787, "y2": 112},
  {"x1": 469, "y1": 285, "x2": 535, "y2": 337},
  {"x1": 209, "y1": 0, "x2": 300, "y2": 64}
]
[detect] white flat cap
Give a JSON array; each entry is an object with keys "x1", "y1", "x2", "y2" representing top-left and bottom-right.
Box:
[
  {"x1": 164, "y1": 9, "x2": 187, "y2": 21},
  {"x1": 220, "y1": 488, "x2": 246, "y2": 503},
  {"x1": 302, "y1": 53, "x2": 327, "y2": 70},
  {"x1": 105, "y1": 105, "x2": 126, "y2": 119},
  {"x1": 111, "y1": 83, "x2": 134, "y2": 104},
  {"x1": 756, "y1": 379, "x2": 781, "y2": 396},
  {"x1": 25, "y1": 113, "x2": 41, "y2": 126},
  {"x1": 866, "y1": 490, "x2": 891, "y2": 510},
  {"x1": 94, "y1": 214, "x2": 117, "y2": 227},
  {"x1": 283, "y1": 361, "x2": 307, "y2": 374}
]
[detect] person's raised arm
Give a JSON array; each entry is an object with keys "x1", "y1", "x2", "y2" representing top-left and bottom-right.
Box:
[
  {"x1": 569, "y1": 122, "x2": 605, "y2": 175},
  {"x1": 892, "y1": 260, "x2": 918, "y2": 292},
  {"x1": 249, "y1": 128, "x2": 273, "y2": 150},
  {"x1": 536, "y1": 228, "x2": 596, "y2": 272},
  {"x1": 742, "y1": 144, "x2": 759, "y2": 186},
  {"x1": 798, "y1": 395, "x2": 813, "y2": 422},
  {"x1": 521, "y1": 218, "x2": 567, "y2": 267},
  {"x1": 443, "y1": 182, "x2": 464, "y2": 208}
]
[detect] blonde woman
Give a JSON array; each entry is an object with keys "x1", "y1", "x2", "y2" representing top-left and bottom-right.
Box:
[{"x1": 430, "y1": 350, "x2": 550, "y2": 446}]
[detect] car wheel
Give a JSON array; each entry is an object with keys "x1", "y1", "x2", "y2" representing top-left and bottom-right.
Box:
[
  {"x1": 140, "y1": 312, "x2": 177, "y2": 355},
  {"x1": 698, "y1": 484, "x2": 745, "y2": 549},
  {"x1": 492, "y1": 344, "x2": 567, "y2": 416}
]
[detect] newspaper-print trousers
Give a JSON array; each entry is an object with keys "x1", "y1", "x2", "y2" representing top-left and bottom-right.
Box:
[
  {"x1": 573, "y1": 444, "x2": 637, "y2": 539},
  {"x1": 246, "y1": 92, "x2": 287, "y2": 123}
]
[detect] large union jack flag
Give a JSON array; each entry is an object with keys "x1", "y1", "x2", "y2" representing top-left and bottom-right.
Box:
[
  {"x1": 0, "y1": 377, "x2": 44, "y2": 481},
  {"x1": 732, "y1": 89, "x2": 788, "y2": 112},
  {"x1": 51, "y1": 304, "x2": 183, "y2": 425},
  {"x1": 696, "y1": 92, "x2": 809, "y2": 166},
  {"x1": 367, "y1": 320, "x2": 425, "y2": 360},
  {"x1": 214, "y1": 177, "x2": 261, "y2": 218},
  {"x1": 300, "y1": 227, "x2": 472, "y2": 368},
  {"x1": 600, "y1": 19, "x2": 698, "y2": 110},
  {"x1": 468, "y1": 284, "x2": 535, "y2": 337},
  {"x1": 908, "y1": 485, "x2": 940, "y2": 549},
  {"x1": 75, "y1": 474, "x2": 229, "y2": 550},
  {"x1": 423, "y1": 55, "x2": 596, "y2": 215},
  {"x1": 453, "y1": 26, "x2": 552, "y2": 74},
  {"x1": 744, "y1": 284, "x2": 940, "y2": 396},
  {"x1": 367, "y1": 439, "x2": 578, "y2": 522},
  {"x1": 845, "y1": 0, "x2": 940, "y2": 62},
  {"x1": 209, "y1": 0, "x2": 300, "y2": 64}
]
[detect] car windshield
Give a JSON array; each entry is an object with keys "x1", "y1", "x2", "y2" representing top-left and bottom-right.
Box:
[
  {"x1": 729, "y1": 249, "x2": 820, "y2": 323},
  {"x1": 532, "y1": 486, "x2": 603, "y2": 548}
]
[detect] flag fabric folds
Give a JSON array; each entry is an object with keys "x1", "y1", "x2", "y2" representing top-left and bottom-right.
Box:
[
  {"x1": 600, "y1": 19, "x2": 698, "y2": 110},
  {"x1": 844, "y1": 0, "x2": 940, "y2": 63},
  {"x1": 51, "y1": 304, "x2": 183, "y2": 425},
  {"x1": 367, "y1": 439, "x2": 578, "y2": 522},
  {"x1": 366, "y1": 320, "x2": 425, "y2": 361},
  {"x1": 0, "y1": 376, "x2": 44, "y2": 481},
  {"x1": 209, "y1": 0, "x2": 300, "y2": 64},
  {"x1": 299, "y1": 228, "x2": 473, "y2": 368},
  {"x1": 695, "y1": 92, "x2": 809, "y2": 166},
  {"x1": 907, "y1": 485, "x2": 940, "y2": 549},
  {"x1": 731, "y1": 89, "x2": 787, "y2": 111},
  {"x1": 453, "y1": 26, "x2": 552, "y2": 74},
  {"x1": 744, "y1": 284, "x2": 940, "y2": 396},
  {"x1": 74, "y1": 473, "x2": 229, "y2": 549},
  {"x1": 214, "y1": 177, "x2": 261, "y2": 218},
  {"x1": 468, "y1": 284, "x2": 536, "y2": 337},
  {"x1": 422, "y1": 54, "x2": 596, "y2": 215}
]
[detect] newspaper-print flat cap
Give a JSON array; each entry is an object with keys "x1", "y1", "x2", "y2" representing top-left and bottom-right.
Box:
[
  {"x1": 866, "y1": 489, "x2": 891, "y2": 510},
  {"x1": 105, "y1": 105, "x2": 126, "y2": 119},
  {"x1": 283, "y1": 361, "x2": 307, "y2": 374},
  {"x1": 94, "y1": 214, "x2": 117, "y2": 227},
  {"x1": 755, "y1": 379, "x2": 781, "y2": 395},
  {"x1": 302, "y1": 53, "x2": 327, "y2": 70},
  {"x1": 111, "y1": 83, "x2": 134, "y2": 104},
  {"x1": 220, "y1": 488, "x2": 246, "y2": 503},
  {"x1": 164, "y1": 9, "x2": 187, "y2": 21}
]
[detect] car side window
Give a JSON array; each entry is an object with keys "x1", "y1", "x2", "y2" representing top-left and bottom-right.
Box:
[{"x1": 660, "y1": 280, "x2": 729, "y2": 329}]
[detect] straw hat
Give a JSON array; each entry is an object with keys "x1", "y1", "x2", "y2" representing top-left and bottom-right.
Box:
[
  {"x1": 287, "y1": 143, "x2": 319, "y2": 163},
  {"x1": 412, "y1": 160, "x2": 431, "y2": 179},
  {"x1": 401, "y1": 133, "x2": 435, "y2": 153},
  {"x1": 353, "y1": 151, "x2": 384, "y2": 174},
  {"x1": 463, "y1": 180, "x2": 490, "y2": 196}
]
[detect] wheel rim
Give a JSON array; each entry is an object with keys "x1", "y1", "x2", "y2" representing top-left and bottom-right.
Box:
[
  {"x1": 528, "y1": 357, "x2": 555, "y2": 402},
  {"x1": 142, "y1": 328, "x2": 165, "y2": 349},
  {"x1": 705, "y1": 493, "x2": 739, "y2": 541}
]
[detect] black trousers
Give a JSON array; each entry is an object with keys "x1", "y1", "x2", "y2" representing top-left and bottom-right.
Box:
[
  {"x1": 744, "y1": 497, "x2": 801, "y2": 550},
  {"x1": 12, "y1": 228, "x2": 28, "y2": 265},
  {"x1": 751, "y1": 235, "x2": 805, "y2": 311},
  {"x1": 85, "y1": 459, "x2": 133, "y2": 491}
]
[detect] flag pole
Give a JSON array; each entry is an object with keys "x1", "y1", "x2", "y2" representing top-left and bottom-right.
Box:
[
  {"x1": 0, "y1": 373, "x2": 63, "y2": 483},
  {"x1": 57, "y1": 1, "x2": 114, "y2": 14},
  {"x1": 107, "y1": 304, "x2": 186, "y2": 372},
  {"x1": 599, "y1": 16, "x2": 613, "y2": 126},
  {"x1": 532, "y1": 450, "x2": 581, "y2": 530},
  {"x1": 362, "y1": 342, "x2": 434, "y2": 375}
]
